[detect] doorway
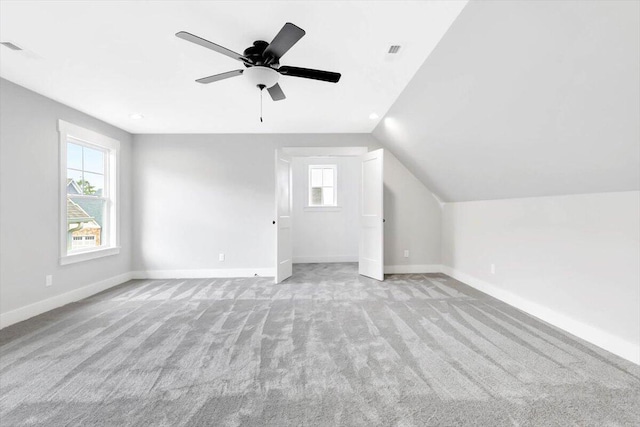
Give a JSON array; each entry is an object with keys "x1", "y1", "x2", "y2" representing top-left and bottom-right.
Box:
[{"x1": 275, "y1": 147, "x2": 384, "y2": 283}]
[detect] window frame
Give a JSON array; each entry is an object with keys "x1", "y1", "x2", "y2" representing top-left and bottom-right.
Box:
[
  {"x1": 59, "y1": 120, "x2": 120, "y2": 265},
  {"x1": 307, "y1": 164, "x2": 338, "y2": 208}
]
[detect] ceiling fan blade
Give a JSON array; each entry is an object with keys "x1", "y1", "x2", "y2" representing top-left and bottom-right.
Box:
[
  {"x1": 278, "y1": 66, "x2": 341, "y2": 83},
  {"x1": 264, "y1": 23, "x2": 305, "y2": 62},
  {"x1": 267, "y1": 83, "x2": 286, "y2": 101},
  {"x1": 176, "y1": 31, "x2": 248, "y2": 63},
  {"x1": 196, "y1": 69, "x2": 244, "y2": 84}
]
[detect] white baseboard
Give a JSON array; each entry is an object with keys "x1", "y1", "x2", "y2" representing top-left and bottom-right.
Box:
[
  {"x1": 0, "y1": 272, "x2": 133, "y2": 329},
  {"x1": 385, "y1": 264, "x2": 443, "y2": 274},
  {"x1": 131, "y1": 268, "x2": 275, "y2": 280},
  {"x1": 441, "y1": 265, "x2": 640, "y2": 365},
  {"x1": 293, "y1": 255, "x2": 358, "y2": 264}
]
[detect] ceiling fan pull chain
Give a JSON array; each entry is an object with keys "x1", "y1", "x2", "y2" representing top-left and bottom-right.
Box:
[{"x1": 258, "y1": 84, "x2": 265, "y2": 123}]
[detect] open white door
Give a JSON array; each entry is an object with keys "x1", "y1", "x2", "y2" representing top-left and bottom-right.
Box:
[
  {"x1": 275, "y1": 149, "x2": 293, "y2": 283},
  {"x1": 359, "y1": 149, "x2": 384, "y2": 281}
]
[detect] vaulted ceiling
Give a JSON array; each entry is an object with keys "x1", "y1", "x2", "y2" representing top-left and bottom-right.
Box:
[
  {"x1": 373, "y1": 0, "x2": 640, "y2": 202},
  {"x1": 0, "y1": 0, "x2": 466, "y2": 133},
  {"x1": 1, "y1": 1, "x2": 638, "y2": 203}
]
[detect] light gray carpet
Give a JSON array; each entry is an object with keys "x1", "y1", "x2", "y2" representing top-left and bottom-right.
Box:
[{"x1": 1, "y1": 263, "x2": 638, "y2": 426}]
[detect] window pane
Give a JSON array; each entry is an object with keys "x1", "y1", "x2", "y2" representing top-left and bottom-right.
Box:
[
  {"x1": 311, "y1": 187, "x2": 323, "y2": 205},
  {"x1": 67, "y1": 143, "x2": 83, "y2": 170},
  {"x1": 81, "y1": 172, "x2": 104, "y2": 196},
  {"x1": 67, "y1": 169, "x2": 83, "y2": 194},
  {"x1": 311, "y1": 168, "x2": 323, "y2": 187},
  {"x1": 323, "y1": 168, "x2": 334, "y2": 187},
  {"x1": 323, "y1": 187, "x2": 334, "y2": 205},
  {"x1": 67, "y1": 196, "x2": 106, "y2": 250},
  {"x1": 83, "y1": 146, "x2": 104, "y2": 174}
]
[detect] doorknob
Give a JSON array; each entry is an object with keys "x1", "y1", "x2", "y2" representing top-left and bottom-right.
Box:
[
  {"x1": 272, "y1": 220, "x2": 276, "y2": 225},
  {"x1": 383, "y1": 219, "x2": 386, "y2": 223}
]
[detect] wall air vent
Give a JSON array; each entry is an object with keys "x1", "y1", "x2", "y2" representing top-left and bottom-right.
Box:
[
  {"x1": 388, "y1": 45, "x2": 401, "y2": 54},
  {"x1": 1, "y1": 41, "x2": 23, "y2": 51}
]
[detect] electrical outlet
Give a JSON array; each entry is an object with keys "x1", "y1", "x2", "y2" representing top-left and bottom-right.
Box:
[
  {"x1": 403, "y1": 250, "x2": 409, "y2": 258},
  {"x1": 490, "y1": 264, "x2": 496, "y2": 275},
  {"x1": 218, "y1": 253, "x2": 225, "y2": 262},
  {"x1": 45, "y1": 275, "x2": 53, "y2": 287}
]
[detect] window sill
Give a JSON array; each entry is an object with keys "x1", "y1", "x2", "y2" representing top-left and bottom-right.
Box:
[
  {"x1": 60, "y1": 246, "x2": 120, "y2": 265},
  {"x1": 304, "y1": 206, "x2": 342, "y2": 212}
]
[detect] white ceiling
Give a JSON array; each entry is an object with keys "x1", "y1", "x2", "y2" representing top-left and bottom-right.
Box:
[
  {"x1": 0, "y1": 0, "x2": 467, "y2": 134},
  {"x1": 374, "y1": 0, "x2": 640, "y2": 202}
]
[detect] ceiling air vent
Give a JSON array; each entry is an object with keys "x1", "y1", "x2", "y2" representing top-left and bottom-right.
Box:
[
  {"x1": 388, "y1": 45, "x2": 401, "y2": 54},
  {"x1": 1, "y1": 41, "x2": 23, "y2": 51}
]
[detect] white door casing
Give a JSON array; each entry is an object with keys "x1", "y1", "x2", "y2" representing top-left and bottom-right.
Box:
[
  {"x1": 359, "y1": 149, "x2": 384, "y2": 281},
  {"x1": 275, "y1": 149, "x2": 293, "y2": 283}
]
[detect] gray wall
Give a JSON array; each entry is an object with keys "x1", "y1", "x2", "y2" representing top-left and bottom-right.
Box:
[
  {"x1": 442, "y1": 191, "x2": 640, "y2": 362},
  {"x1": 0, "y1": 78, "x2": 133, "y2": 316},
  {"x1": 131, "y1": 134, "x2": 442, "y2": 273},
  {"x1": 0, "y1": 78, "x2": 442, "y2": 320},
  {"x1": 384, "y1": 152, "x2": 441, "y2": 269}
]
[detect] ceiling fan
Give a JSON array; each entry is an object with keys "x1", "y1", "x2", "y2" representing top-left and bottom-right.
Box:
[{"x1": 176, "y1": 23, "x2": 341, "y2": 102}]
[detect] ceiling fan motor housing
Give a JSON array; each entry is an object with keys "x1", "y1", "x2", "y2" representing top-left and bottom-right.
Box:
[{"x1": 243, "y1": 40, "x2": 278, "y2": 66}]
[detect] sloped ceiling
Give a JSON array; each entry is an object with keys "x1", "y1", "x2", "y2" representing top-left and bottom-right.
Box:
[{"x1": 373, "y1": 0, "x2": 640, "y2": 202}]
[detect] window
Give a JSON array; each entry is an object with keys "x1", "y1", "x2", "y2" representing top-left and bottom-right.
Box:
[
  {"x1": 308, "y1": 165, "x2": 337, "y2": 207},
  {"x1": 59, "y1": 120, "x2": 120, "y2": 264}
]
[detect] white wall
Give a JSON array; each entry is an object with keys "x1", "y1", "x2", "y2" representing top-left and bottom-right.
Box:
[
  {"x1": 132, "y1": 134, "x2": 442, "y2": 275},
  {"x1": 442, "y1": 191, "x2": 640, "y2": 363},
  {"x1": 0, "y1": 78, "x2": 133, "y2": 325},
  {"x1": 292, "y1": 156, "x2": 359, "y2": 263}
]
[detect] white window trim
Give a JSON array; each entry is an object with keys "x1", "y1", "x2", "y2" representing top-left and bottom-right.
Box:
[
  {"x1": 307, "y1": 164, "x2": 339, "y2": 208},
  {"x1": 283, "y1": 146, "x2": 368, "y2": 157},
  {"x1": 59, "y1": 120, "x2": 120, "y2": 265}
]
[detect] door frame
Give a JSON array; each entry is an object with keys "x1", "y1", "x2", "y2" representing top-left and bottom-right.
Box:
[
  {"x1": 282, "y1": 147, "x2": 369, "y2": 157},
  {"x1": 275, "y1": 146, "x2": 376, "y2": 280}
]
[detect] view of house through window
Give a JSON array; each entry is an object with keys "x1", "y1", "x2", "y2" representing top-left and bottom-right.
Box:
[
  {"x1": 66, "y1": 141, "x2": 107, "y2": 251},
  {"x1": 308, "y1": 165, "x2": 337, "y2": 206}
]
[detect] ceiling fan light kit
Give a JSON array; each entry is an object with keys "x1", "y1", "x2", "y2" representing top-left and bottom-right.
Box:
[
  {"x1": 176, "y1": 22, "x2": 341, "y2": 121},
  {"x1": 244, "y1": 66, "x2": 279, "y2": 89}
]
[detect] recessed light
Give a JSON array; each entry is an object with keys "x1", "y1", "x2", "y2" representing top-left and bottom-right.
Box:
[
  {"x1": 130, "y1": 113, "x2": 144, "y2": 120},
  {"x1": 369, "y1": 113, "x2": 379, "y2": 120}
]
